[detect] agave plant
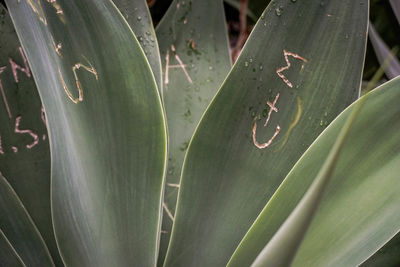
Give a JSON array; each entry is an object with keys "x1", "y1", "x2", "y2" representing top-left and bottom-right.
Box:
[{"x1": 1, "y1": 0, "x2": 400, "y2": 266}]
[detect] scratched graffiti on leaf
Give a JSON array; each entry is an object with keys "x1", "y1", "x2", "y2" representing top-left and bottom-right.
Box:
[
  {"x1": 252, "y1": 50, "x2": 307, "y2": 149},
  {"x1": 0, "y1": 46, "x2": 48, "y2": 155},
  {"x1": 252, "y1": 93, "x2": 281, "y2": 149},
  {"x1": 164, "y1": 44, "x2": 193, "y2": 85}
]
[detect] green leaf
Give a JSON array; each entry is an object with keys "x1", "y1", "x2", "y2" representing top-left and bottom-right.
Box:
[
  {"x1": 0, "y1": 173, "x2": 54, "y2": 266},
  {"x1": 250, "y1": 73, "x2": 365, "y2": 267},
  {"x1": 0, "y1": 229, "x2": 25, "y2": 267},
  {"x1": 113, "y1": 0, "x2": 163, "y2": 93},
  {"x1": 0, "y1": 5, "x2": 61, "y2": 266},
  {"x1": 361, "y1": 233, "x2": 400, "y2": 267},
  {"x1": 368, "y1": 23, "x2": 400, "y2": 79},
  {"x1": 155, "y1": 0, "x2": 231, "y2": 263},
  {"x1": 164, "y1": 0, "x2": 368, "y2": 266},
  {"x1": 229, "y1": 76, "x2": 400, "y2": 266},
  {"x1": 6, "y1": 0, "x2": 166, "y2": 266}
]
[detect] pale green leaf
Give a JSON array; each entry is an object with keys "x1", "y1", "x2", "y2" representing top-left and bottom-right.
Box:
[
  {"x1": 155, "y1": 0, "x2": 231, "y2": 263},
  {"x1": 230, "y1": 76, "x2": 400, "y2": 267},
  {"x1": 6, "y1": 0, "x2": 166, "y2": 266},
  {"x1": 164, "y1": 0, "x2": 368, "y2": 266},
  {"x1": 113, "y1": 0, "x2": 163, "y2": 93}
]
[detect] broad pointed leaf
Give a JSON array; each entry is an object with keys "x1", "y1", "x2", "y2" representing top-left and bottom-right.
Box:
[
  {"x1": 113, "y1": 0, "x2": 163, "y2": 93},
  {"x1": 251, "y1": 79, "x2": 365, "y2": 267},
  {"x1": 6, "y1": 0, "x2": 166, "y2": 266},
  {"x1": 230, "y1": 76, "x2": 400, "y2": 266},
  {"x1": 0, "y1": 5, "x2": 61, "y2": 265},
  {"x1": 0, "y1": 173, "x2": 54, "y2": 266},
  {"x1": 164, "y1": 0, "x2": 368, "y2": 266},
  {"x1": 155, "y1": 0, "x2": 231, "y2": 263}
]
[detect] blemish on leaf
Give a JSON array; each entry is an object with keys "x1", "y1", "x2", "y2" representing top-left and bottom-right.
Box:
[
  {"x1": 15, "y1": 116, "x2": 39, "y2": 149},
  {"x1": 0, "y1": 135, "x2": 4, "y2": 154},
  {"x1": 41, "y1": 106, "x2": 47, "y2": 126},
  {"x1": 164, "y1": 45, "x2": 193, "y2": 85},
  {"x1": 276, "y1": 97, "x2": 302, "y2": 151}
]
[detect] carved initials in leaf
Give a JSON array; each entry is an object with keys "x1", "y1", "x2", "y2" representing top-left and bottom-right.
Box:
[{"x1": 276, "y1": 50, "x2": 307, "y2": 88}]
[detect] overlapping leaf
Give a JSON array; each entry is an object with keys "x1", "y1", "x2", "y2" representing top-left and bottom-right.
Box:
[
  {"x1": 0, "y1": 229, "x2": 25, "y2": 267},
  {"x1": 164, "y1": 0, "x2": 368, "y2": 266},
  {"x1": 155, "y1": 0, "x2": 231, "y2": 264},
  {"x1": 0, "y1": 5, "x2": 61, "y2": 265},
  {"x1": 6, "y1": 0, "x2": 166, "y2": 266},
  {"x1": 231, "y1": 77, "x2": 400, "y2": 266},
  {"x1": 0, "y1": 174, "x2": 54, "y2": 266}
]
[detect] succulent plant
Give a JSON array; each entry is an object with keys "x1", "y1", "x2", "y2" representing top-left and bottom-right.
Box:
[{"x1": 1, "y1": 0, "x2": 400, "y2": 266}]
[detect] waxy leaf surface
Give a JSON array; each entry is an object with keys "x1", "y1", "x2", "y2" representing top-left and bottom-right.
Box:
[
  {"x1": 231, "y1": 77, "x2": 400, "y2": 267},
  {"x1": 6, "y1": 0, "x2": 166, "y2": 266},
  {"x1": 156, "y1": 0, "x2": 231, "y2": 263},
  {"x1": 0, "y1": 5, "x2": 61, "y2": 265},
  {"x1": 164, "y1": 0, "x2": 368, "y2": 266}
]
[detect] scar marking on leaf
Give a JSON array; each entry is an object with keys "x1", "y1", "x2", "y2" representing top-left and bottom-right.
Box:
[
  {"x1": 9, "y1": 47, "x2": 31, "y2": 83},
  {"x1": 26, "y1": 0, "x2": 47, "y2": 25},
  {"x1": 41, "y1": 106, "x2": 47, "y2": 126},
  {"x1": 12, "y1": 146, "x2": 18, "y2": 153},
  {"x1": 264, "y1": 93, "x2": 279, "y2": 127},
  {"x1": 252, "y1": 93, "x2": 280, "y2": 149},
  {"x1": 0, "y1": 79, "x2": 12, "y2": 119},
  {"x1": 276, "y1": 50, "x2": 307, "y2": 88},
  {"x1": 15, "y1": 116, "x2": 39, "y2": 149},
  {"x1": 276, "y1": 97, "x2": 302, "y2": 151},
  {"x1": 164, "y1": 45, "x2": 193, "y2": 85},
  {"x1": 161, "y1": 230, "x2": 168, "y2": 234},
  {"x1": 51, "y1": 36, "x2": 62, "y2": 57},
  {"x1": 0, "y1": 136, "x2": 4, "y2": 155},
  {"x1": 167, "y1": 183, "x2": 180, "y2": 188},
  {"x1": 58, "y1": 59, "x2": 98, "y2": 104},
  {"x1": 163, "y1": 202, "x2": 174, "y2": 221},
  {"x1": 46, "y1": 0, "x2": 66, "y2": 24}
]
